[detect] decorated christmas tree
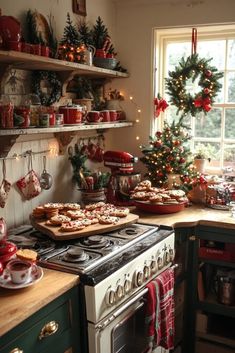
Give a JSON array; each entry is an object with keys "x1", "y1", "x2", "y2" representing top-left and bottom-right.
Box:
[
  {"x1": 59, "y1": 13, "x2": 85, "y2": 63},
  {"x1": 140, "y1": 116, "x2": 200, "y2": 191}
]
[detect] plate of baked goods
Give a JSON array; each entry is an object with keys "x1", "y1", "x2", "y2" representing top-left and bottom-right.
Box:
[
  {"x1": 131, "y1": 179, "x2": 188, "y2": 214},
  {"x1": 133, "y1": 200, "x2": 186, "y2": 214},
  {"x1": 30, "y1": 202, "x2": 139, "y2": 240}
]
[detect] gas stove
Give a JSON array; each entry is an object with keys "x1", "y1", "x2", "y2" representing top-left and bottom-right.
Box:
[
  {"x1": 8, "y1": 223, "x2": 174, "y2": 280},
  {"x1": 8, "y1": 222, "x2": 175, "y2": 353}
]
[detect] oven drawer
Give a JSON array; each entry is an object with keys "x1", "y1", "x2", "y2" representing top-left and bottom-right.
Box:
[{"x1": 0, "y1": 287, "x2": 79, "y2": 353}]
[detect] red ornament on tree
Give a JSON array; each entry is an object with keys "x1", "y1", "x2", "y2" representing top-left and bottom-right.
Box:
[
  {"x1": 173, "y1": 140, "x2": 181, "y2": 146},
  {"x1": 155, "y1": 131, "x2": 162, "y2": 138},
  {"x1": 153, "y1": 140, "x2": 162, "y2": 148}
]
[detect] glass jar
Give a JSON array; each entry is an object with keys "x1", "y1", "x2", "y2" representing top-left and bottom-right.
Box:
[{"x1": 0, "y1": 95, "x2": 14, "y2": 128}]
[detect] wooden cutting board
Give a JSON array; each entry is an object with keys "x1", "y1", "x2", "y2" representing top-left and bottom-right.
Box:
[{"x1": 30, "y1": 213, "x2": 139, "y2": 241}]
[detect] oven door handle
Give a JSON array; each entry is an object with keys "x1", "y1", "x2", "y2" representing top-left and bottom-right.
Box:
[{"x1": 97, "y1": 287, "x2": 148, "y2": 331}]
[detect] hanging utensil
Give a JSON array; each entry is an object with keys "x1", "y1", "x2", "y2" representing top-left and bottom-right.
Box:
[{"x1": 40, "y1": 155, "x2": 53, "y2": 190}]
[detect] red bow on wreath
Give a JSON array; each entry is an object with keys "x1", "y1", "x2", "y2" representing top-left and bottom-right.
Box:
[
  {"x1": 194, "y1": 96, "x2": 212, "y2": 112},
  {"x1": 154, "y1": 95, "x2": 169, "y2": 118}
]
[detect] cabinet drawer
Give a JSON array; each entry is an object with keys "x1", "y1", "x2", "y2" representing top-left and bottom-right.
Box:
[{"x1": 1, "y1": 287, "x2": 79, "y2": 353}]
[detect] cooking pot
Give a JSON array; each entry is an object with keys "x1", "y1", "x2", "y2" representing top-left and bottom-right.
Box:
[{"x1": 58, "y1": 104, "x2": 83, "y2": 124}]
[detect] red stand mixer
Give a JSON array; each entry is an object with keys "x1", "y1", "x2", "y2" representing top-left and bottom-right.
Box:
[
  {"x1": 103, "y1": 150, "x2": 141, "y2": 205},
  {"x1": 0, "y1": 218, "x2": 17, "y2": 274}
]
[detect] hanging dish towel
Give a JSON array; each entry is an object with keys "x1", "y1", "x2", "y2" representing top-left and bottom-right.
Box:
[{"x1": 145, "y1": 267, "x2": 175, "y2": 351}]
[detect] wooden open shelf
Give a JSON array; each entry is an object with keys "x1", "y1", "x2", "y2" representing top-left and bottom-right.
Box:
[
  {"x1": 0, "y1": 50, "x2": 129, "y2": 78},
  {"x1": 0, "y1": 121, "x2": 134, "y2": 157}
]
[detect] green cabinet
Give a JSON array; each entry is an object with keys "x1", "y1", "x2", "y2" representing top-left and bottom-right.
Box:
[
  {"x1": 182, "y1": 225, "x2": 235, "y2": 353},
  {"x1": 0, "y1": 286, "x2": 80, "y2": 353}
]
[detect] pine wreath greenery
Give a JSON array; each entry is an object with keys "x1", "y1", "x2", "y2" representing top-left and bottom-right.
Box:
[
  {"x1": 32, "y1": 71, "x2": 62, "y2": 106},
  {"x1": 165, "y1": 53, "x2": 224, "y2": 117}
]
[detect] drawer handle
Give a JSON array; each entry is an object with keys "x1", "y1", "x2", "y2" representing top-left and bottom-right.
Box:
[
  {"x1": 9, "y1": 349, "x2": 23, "y2": 353},
  {"x1": 38, "y1": 321, "x2": 59, "y2": 340}
]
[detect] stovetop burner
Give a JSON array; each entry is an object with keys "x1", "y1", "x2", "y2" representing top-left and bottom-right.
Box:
[
  {"x1": 110, "y1": 223, "x2": 158, "y2": 240},
  {"x1": 76, "y1": 235, "x2": 123, "y2": 251},
  {"x1": 63, "y1": 247, "x2": 90, "y2": 263}
]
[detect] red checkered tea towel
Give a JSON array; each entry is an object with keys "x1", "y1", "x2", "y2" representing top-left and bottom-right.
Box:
[{"x1": 145, "y1": 268, "x2": 175, "y2": 351}]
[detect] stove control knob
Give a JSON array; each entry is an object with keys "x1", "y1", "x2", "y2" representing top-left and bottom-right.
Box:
[
  {"x1": 143, "y1": 265, "x2": 151, "y2": 280},
  {"x1": 169, "y1": 248, "x2": 175, "y2": 262},
  {"x1": 124, "y1": 279, "x2": 132, "y2": 294},
  {"x1": 105, "y1": 288, "x2": 116, "y2": 306},
  {"x1": 116, "y1": 285, "x2": 124, "y2": 300},
  {"x1": 134, "y1": 270, "x2": 144, "y2": 287},
  {"x1": 164, "y1": 251, "x2": 170, "y2": 265},
  {"x1": 150, "y1": 260, "x2": 158, "y2": 274},
  {"x1": 157, "y1": 255, "x2": 163, "y2": 269}
]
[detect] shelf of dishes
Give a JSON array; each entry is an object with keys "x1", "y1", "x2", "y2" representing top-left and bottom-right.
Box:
[
  {"x1": 0, "y1": 121, "x2": 134, "y2": 135},
  {"x1": 0, "y1": 50, "x2": 129, "y2": 78}
]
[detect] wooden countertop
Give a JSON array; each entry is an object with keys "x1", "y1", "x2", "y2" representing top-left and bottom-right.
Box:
[
  {"x1": 133, "y1": 204, "x2": 235, "y2": 230},
  {"x1": 0, "y1": 268, "x2": 79, "y2": 336}
]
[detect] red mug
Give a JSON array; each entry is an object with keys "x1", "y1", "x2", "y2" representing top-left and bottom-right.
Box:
[
  {"x1": 100, "y1": 110, "x2": 110, "y2": 122},
  {"x1": 109, "y1": 110, "x2": 117, "y2": 121},
  {"x1": 86, "y1": 111, "x2": 102, "y2": 123},
  {"x1": 95, "y1": 49, "x2": 106, "y2": 58}
]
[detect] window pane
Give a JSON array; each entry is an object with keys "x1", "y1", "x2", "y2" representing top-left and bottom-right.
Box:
[
  {"x1": 225, "y1": 108, "x2": 235, "y2": 138},
  {"x1": 197, "y1": 40, "x2": 225, "y2": 69},
  {"x1": 227, "y1": 40, "x2": 235, "y2": 69},
  {"x1": 194, "y1": 142, "x2": 221, "y2": 167},
  {"x1": 194, "y1": 109, "x2": 221, "y2": 138},
  {"x1": 215, "y1": 77, "x2": 225, "y2": 103},
  {"x1": 224, "y1": 144, "x2": 235, "y2": 169},
  {"x1": 166, "y1": 43, "x2": 191, "y2": 72},
  {"x1": 227, "y1": 72, "x2": 235, "y2": 102}
]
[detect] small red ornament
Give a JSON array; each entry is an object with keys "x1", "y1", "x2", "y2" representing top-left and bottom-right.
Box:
[
  {"x1": 179, "y1": 157, "x2": 186, "y2": 163},
  {"x1": 153, "y1": 140, "x2": 162, "y2": 148},
  {"x1": 205, "y1": 70, "x2": 212, "y2": 77},
  {"x1": 204, "y1": 88, "x2": 210, "y2": 94},
  {"x1": 165, "y1": 165, "x2": 172, "y2": 172},
  {"x1": 173, "y1": 140, "x2": 181, "y2": 146},
  {"x1": 155, "y1": 131, "x2": 162, "y2": 138}
]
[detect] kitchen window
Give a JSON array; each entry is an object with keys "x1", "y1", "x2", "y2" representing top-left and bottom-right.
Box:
[{"x1": 154, "y1": 24, "x2": 235, "y2": 172}]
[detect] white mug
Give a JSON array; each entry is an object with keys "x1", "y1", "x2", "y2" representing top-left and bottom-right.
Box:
[{"x1": 6, "y1": 259, "x2": 32, "y2": 284}]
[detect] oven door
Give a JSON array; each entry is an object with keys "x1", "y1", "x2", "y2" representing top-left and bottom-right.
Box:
[{"x1": 87, "y1": 288, "x2": 169, "y2": 353}]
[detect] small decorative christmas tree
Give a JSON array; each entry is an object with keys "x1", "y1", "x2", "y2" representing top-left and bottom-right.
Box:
[
  {"x1": 77, "y1": 20, "x2": 93, "y2": 47},
  {"x1": 91, "y1": 16, "x2": 109, "y2": 49},
  {"x1": 140, "y1": 116, "x2": 199, "y2": 191},
  {"x1": 59, "y1": 13, "x2": 85, "y2": 63}
]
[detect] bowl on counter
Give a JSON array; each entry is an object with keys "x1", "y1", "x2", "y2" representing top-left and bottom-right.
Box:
[
  {"x1": 93, "y1": 57, "x2": 117, "y2": 70},
  {"x1": 133, "y1": 200, "x2": 186, "y2": 214}
]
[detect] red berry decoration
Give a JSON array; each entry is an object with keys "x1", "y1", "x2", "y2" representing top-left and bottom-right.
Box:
[
  {"x1": 173, "y1": 140, "x2": 181, "y2": 146},
  {"x1": 179, "y1": 157, "x2": 186, "y2": 163}
]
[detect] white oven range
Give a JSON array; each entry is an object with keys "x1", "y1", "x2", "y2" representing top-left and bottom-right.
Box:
[{"x1": 9, "y1": 223, "x2": 175, "y2": 353}]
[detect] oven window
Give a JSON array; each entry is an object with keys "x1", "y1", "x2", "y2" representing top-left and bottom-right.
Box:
[{"x1": 112, "y1": 302, "x2": 148, "y2": 353}]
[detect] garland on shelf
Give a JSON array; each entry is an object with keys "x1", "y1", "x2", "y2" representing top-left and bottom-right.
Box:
[
  {"x1": 32, "y1": 71, "x2": 62, "y2": 106},
  {"x1": 165, "y1": 53, "x2": 223, "y2": 117}
]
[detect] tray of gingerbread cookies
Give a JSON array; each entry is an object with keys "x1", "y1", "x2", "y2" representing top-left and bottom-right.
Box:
[
  {"x1": 130, "y1": 180, "x2": 188, "y2": 214},
  {"x1": 30, "y1": 202, "x2": 139, "y2": 241}
]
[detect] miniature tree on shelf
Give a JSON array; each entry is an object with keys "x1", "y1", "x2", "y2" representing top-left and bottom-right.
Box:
[
  {"x1": 59, "y1": 13, "x2": 85, "y2": 63},
  {"x1": 91, "y1": 16, "x2": 109, "y2": 49},
  {"x1": 77, "y1": 20, "x2": 93, "y2": 48},
  {"x1": 140, "y1": 116, "x2": 199, "y2": 191}
]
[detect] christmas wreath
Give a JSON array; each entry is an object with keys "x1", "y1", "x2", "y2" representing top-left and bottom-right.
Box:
[
  {"x1": 165, "y1": 53, "x2": 223, "y2": 116},
  {"x1": 32, "y1": 71, "x2": 62, "y2": 106}
]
